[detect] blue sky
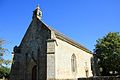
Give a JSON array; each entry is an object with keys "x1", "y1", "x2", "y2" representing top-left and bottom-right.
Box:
[{"x1": 0, "y1": 0, "x2": 120, "y2": 60}]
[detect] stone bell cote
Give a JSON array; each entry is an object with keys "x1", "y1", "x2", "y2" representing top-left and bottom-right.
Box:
[{"x1": 32, "y1": 5, "x2": 42, "y2": 20}]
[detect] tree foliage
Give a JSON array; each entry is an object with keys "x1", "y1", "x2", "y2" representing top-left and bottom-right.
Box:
[
  {"x1": 0, "y1": 66, "x2": 10, "y2": 78},
  {"x1": 0, "y1": 39, "x2": 11, "y2": 78},
  {"x1": 95, "y1": 32, "x2": 120, "y2": 76}
]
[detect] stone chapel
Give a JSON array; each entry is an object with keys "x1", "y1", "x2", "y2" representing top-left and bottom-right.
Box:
[{"x1": 10, "y1": 6, "x2": 93, "y2": 80}]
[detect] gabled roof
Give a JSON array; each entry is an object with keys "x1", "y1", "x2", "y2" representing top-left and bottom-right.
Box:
[{"x1": 42, "y1": 21, "x2": 92, "y2": 54}]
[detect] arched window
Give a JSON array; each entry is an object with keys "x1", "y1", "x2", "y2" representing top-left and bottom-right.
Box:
[{"x1": 71, "y1": 54, "x2": 77, "y2": 73}]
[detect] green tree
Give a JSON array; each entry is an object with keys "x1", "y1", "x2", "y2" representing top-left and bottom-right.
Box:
[
  {"x1": 95, "y1": 32, "x2": 120, "y2": 76},
  {"x1": 0, "y1": 39, "x2": 11, "y2": 78},
  {"x1": 0, "y1": 66, "x2": 10, "y2": 78}
]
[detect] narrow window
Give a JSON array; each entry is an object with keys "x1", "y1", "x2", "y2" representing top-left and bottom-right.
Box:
[{"x1": 71, "y1": 54, "x2": 77, "y2": 73}]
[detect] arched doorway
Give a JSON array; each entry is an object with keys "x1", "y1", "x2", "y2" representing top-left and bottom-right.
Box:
[{"x1": 32, "y1": 65, "x2": 37, "y2": 80}]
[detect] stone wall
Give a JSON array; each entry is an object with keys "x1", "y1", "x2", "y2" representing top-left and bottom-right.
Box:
[
  {"x1": 10, "y1": 18, "x2": 51, "y2": 80},
  {"x1": 55, "y1": 38, "x2": 93, "y2": 79},
  {"x1": 78, "y1": 76, "x2": 120, "y2": 80}
]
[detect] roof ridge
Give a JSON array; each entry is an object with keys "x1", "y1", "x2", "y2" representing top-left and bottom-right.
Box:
[{"x1": 41, "y1": 20, "x2": 92, "y2": 54}]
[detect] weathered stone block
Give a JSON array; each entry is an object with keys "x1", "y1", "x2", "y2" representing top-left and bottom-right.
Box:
[{"x1": 47, "y1": 39, "x2": 56, "y2": 54}]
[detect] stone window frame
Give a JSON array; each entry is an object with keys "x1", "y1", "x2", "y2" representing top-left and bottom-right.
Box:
[{"x1": 71, "y1": 54, "x2": 77, "y2": 73}]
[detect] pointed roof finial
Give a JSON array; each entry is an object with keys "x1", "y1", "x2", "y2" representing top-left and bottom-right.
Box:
[{"x1": 36, "y1": 4, "x2": 40, "y2": 10}]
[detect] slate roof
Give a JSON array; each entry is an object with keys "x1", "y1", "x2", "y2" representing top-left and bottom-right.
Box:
[{"x1": 42, "y1": 21, "x2": 92, "y2": 54}]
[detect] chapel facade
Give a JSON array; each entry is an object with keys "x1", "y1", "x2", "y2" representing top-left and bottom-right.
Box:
[{"x1": 10, "y1": 6, "x2": 93, "y2": 80}]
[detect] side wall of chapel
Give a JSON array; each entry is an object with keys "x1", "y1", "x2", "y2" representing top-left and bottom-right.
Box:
[{"x1": 55, "y1": 38, "x2": 93, "y2": 79}]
